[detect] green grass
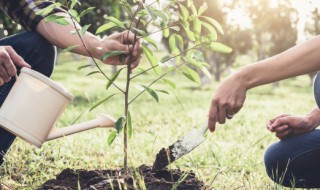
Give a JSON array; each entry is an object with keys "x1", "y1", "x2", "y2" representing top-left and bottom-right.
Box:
[{"x1": 0, "y1": 54, "x2": 317, "y2": 189}]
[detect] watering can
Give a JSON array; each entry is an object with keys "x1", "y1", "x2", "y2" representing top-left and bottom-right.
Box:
[{"x1": 0, "y1": 67, "x2": 116, "y2": 148}]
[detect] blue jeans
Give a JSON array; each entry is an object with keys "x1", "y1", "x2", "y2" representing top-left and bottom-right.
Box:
[
  {"x1": 264, "y1": 73, "x2": 320, "y2": 188},
  {"x1": 0, "y1": 32, "x2": 56, "y2": 166}
]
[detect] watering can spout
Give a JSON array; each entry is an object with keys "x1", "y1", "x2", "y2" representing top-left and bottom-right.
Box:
[{"x1": 47, "y1": 114, "x2": 116, "y2": 141}]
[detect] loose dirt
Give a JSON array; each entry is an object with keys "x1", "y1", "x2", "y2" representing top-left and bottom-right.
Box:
[{"x1": 38, "y1": 165, "x2": 206, "y2": 190}]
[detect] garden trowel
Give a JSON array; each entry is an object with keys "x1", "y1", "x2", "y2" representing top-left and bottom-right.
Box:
[{"x1": 152, "y1": 123, "x2": 208, "y2": 171}]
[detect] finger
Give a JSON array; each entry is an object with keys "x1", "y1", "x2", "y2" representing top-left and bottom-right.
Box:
[
  {"x1": 0, "y1": 49, "x2": 16, "y2": 76},
  {"x1": 276, "y1": 128, "x2": 293, "y2": 139},
  {"x1": 226, "y1": 107, "x2": 234, "y2": 120},
  {"x1": 5, "y1": 46, "x2": 31, "y2": 69},
  {"x1": 208, "y1": 100, "x2": 218, "y2": 132},
  {"x1": 130, "y1": 56, "x2": 142, "y2": 70},
  {"x1": 217, "y1": 105, "x2": 226, "y2": 124},
  {"x1": 0, "y1": 77, "x2": 4, "y2": 86},
  {"x1": 0, "y1": 64, "x2": 11, "y2": 82},
  {"x1": 270, "y1": 118, "x2": 289, "y2": 129},
  {"x1": 269, "y1": 114, "x2": 290, "y2": 125},
  {"x1": 123, "y1": 30, "x2": 136, "y2": 44},
  {"x1": 272, "y1": 124, "x2": 289, "y2": 133},
  {"x1": 132, "y1": 40, "x2": 141, "y2": 57},
  {"x1": 266, "y1": 120, "x2": 273, "y2": 130}
]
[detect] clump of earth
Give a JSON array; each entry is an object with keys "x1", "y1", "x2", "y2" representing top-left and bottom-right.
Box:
[{"x1": 38, "y1": 165, "x2": 206, "y2": 190}]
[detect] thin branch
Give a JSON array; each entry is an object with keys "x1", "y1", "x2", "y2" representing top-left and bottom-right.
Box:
[
  {"x1": 144, "y1": 24, "x2": 179, "y2": 37},
  {"x1": 130, "y1": 44, "x2": 199, "y2": 80},
  {"x1": 129, "y1": 63, "x2": 184, "y2": 105}
]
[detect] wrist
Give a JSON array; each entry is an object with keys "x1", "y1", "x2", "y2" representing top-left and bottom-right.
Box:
[
  {"x1": 233, "y1": 67, "x2": 255, "y2": 90},
  {"x1": 83, "y1": 34, "x2": 102, "y2": 59},
  {"x1": 306, "y1": 108, "x2": 320, "y2": 129}
]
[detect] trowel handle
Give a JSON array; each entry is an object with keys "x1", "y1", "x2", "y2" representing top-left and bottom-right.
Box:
[{"x1": 199, "y1": 123, "x2": 208, "y2": 135}]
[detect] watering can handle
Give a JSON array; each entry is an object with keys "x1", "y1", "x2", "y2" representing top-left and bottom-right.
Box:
[{"x1": 46, "y1": 114, "x2": 116, "y2": 141}]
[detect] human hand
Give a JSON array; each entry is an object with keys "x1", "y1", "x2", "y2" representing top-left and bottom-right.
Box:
[
  {"x1": 94, "y1": 30, "x2": 142, "y2": 70},
  {"x1": 208, "y1": 73, "x2": 247, "y2": 132},
  {"x1": 0, "y1": 46, "x2": 31, "y2": 86},
  {"x1": 267, "y1": 112, "x2": 319, "y2": 139}
]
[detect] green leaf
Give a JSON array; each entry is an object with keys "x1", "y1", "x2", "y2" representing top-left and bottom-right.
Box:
[
  {"x1": 86, "y1": 71, "x2": 101, "y2": 76},
  {"x1": 202, "y1": 33, "x2": 218, "y2": 44},
  {"x1": 127, "y1": 111, "x2": 132, "y2": 138},
  {"x1": 89, "y1": 93, "x2": 118, "y2": 112},
  {"x1": 198, "y1": 2, "x2": 208, "y2": 16},
  {"x1": 185, "y1": 56, "x2": 203, "y2": 68},
  {"x1": 154, "y1": 10, "x2": 169, "y2": 25},
  {"x1": 190, "y1": 3, "x2": 197, "y2": 15},
  {"x1": 106, "y1": 16, "x2": 126, "y2": 29},
  {"x1": 144, "y1": 5, "x2": 157, "y2": 20},
  {"x1": 96, "y1": 22, "x2": 117, "y2": 34},
  {"x1": 133, "y1": 27, "x2": 147, "y2": 37},
  {"x1": 193, "y1": 17, "x2": 202, "y2": 35},
  {"x1": 161, "y1": 55, "x2": 171, "y2": 63},
  {"x1": 163, "y1": 79, "x2": 176, "y2": 89},
  {"x1": 181, "y1": 66, "x2": 200, "y2": 84},
  {"x1": 201, "y1": 67, "x2": 212, "y2": 79},
  {"x1": 141, "y1": 44, "x2": 161, "y2": 75},
  {"x1": 201, "y1": 21, "x2": 217, "y2": 35},
  {"x1": 108, "y1": 131, "x2": 117, "y2": 145},
  {"x1": 45, "y1": 15, "x2": 65, "y2": 23},
  {"x1": 106, "y1": 68, "x2": 124, "y2": 90},
  {"x1": 200, "y1": 16, "x2": 224, "y2": 35},
  {"x1": 115, "y1": 117, "x2": 126, "y2": 133},
  {"x1": 69, "y1": 0, "x2": 80, "y2": 9},
  {"x1": 172, "y1": 48, "x2": 181, "y2": 64},
  {"x1": 80, "y1": 24, "x2": 91, "y2": 36},
  {"x1": 68, "y1": 9, "x2": 80, "y2": 22},
  {"x1": 156, "y1": 89, "x2": 169, "y2": 95},
  {"x1": 101, "y1": 51, "x2": 124, "y2": 60},
  {"x1": 143, "y1": 37, "x2": 158, "y2": 50},
  {"x1": 141, "y1": 85, "x2": 159, "y2": 102},
  {"x1": 175, "y1": 34, "x2": 184, "y2": 50},
  {"x1": 36, "y1": 4, "x2": 56, "y2": 16},
  {"x1": 169, "y1": 34, "x2": 177, "y2": 52},
  {"x1": 182, "y1": 25, "x2": 196, "y2": 41},
  {"x1": 52, "y1": 18, "x2": 70, "y2": 26},
  {"x1": 79, "y1": 7, "x2": 95, "y2": 18},
  {"x1": 179, "y1": 3, "x2": 189, "y2": 21},
  {"x1": 163, "y1": 27, "x2": 169, "y2": 38},
  {"x1": 77, "y1": 64, "x2": 92, "y2": 71},
  {"x1": 61, "y1": 45, "x2": 79, "y2": 53},
  {"x1": 210, "y1": 42, "x2": 233, "y2": 53}
]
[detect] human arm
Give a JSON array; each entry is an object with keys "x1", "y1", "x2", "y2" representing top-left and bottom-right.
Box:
[
  {"x1": 267, "y1": 108, "x2": 320, "y2": 139},
  {"x1": 0, "y1": 0, "x2": 141, "y2": 69},
  {"x1": 35, "y1": 12, "x2": 141, "y2": 69},
  {"x1": 208, "y1": 35, "x2": 320, "y2": 132}
]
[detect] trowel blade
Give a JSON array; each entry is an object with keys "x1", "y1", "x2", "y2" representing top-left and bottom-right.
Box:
[{"x1": 152, "y1": 129, "x2": 206, "y2": 171}]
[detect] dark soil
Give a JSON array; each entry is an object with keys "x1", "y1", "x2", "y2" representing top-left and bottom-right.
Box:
[
  {"x1": 38, "y1": 165, "x2": 206, "y2": 190},
  {"x1": 152, "y1": 145, "x2": 176, "y2": 171}
]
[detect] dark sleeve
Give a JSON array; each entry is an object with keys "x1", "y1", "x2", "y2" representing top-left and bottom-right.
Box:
[{"x1": 0, "y1": 0, "x2": 66, "y2": 31}]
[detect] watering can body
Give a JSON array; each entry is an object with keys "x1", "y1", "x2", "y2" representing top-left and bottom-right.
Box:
[{"x1": 0, "y1": 68, "x2": 115, "y2": 148}]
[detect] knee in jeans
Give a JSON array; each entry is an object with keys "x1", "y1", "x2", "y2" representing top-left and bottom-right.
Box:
[{"x1": 264, "y1": 143, "x2": 294, "y2": 187}]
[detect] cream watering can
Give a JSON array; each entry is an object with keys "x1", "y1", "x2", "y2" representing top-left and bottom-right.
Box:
[{"x1": 0, "y1": 67, "x2": 116, "y2": 148}]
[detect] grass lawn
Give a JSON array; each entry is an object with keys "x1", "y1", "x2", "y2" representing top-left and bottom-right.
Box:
[{"x1": 0, "y1": 54, "x2": 316, "y2": 189}]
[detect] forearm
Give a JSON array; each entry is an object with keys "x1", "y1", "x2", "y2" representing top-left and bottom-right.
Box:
[
  {"x1": 237, "y1": 36, "x2": 320, "y2": 90},
  {"x1": 36, "y1": 12, "x2": 101, "y2": 59}
]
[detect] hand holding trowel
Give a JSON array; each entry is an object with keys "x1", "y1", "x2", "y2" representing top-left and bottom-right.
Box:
[{"x1": 152, "y1": 123, "x2": 208, "y2": 171}]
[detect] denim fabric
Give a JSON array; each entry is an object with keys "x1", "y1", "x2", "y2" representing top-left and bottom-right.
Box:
[
  {"x1": 264, "y1": 72, "x2": 320, "y2": 188},
  {"x1": 0, "y1": 32, "x2": 56, "y2": 166}
]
